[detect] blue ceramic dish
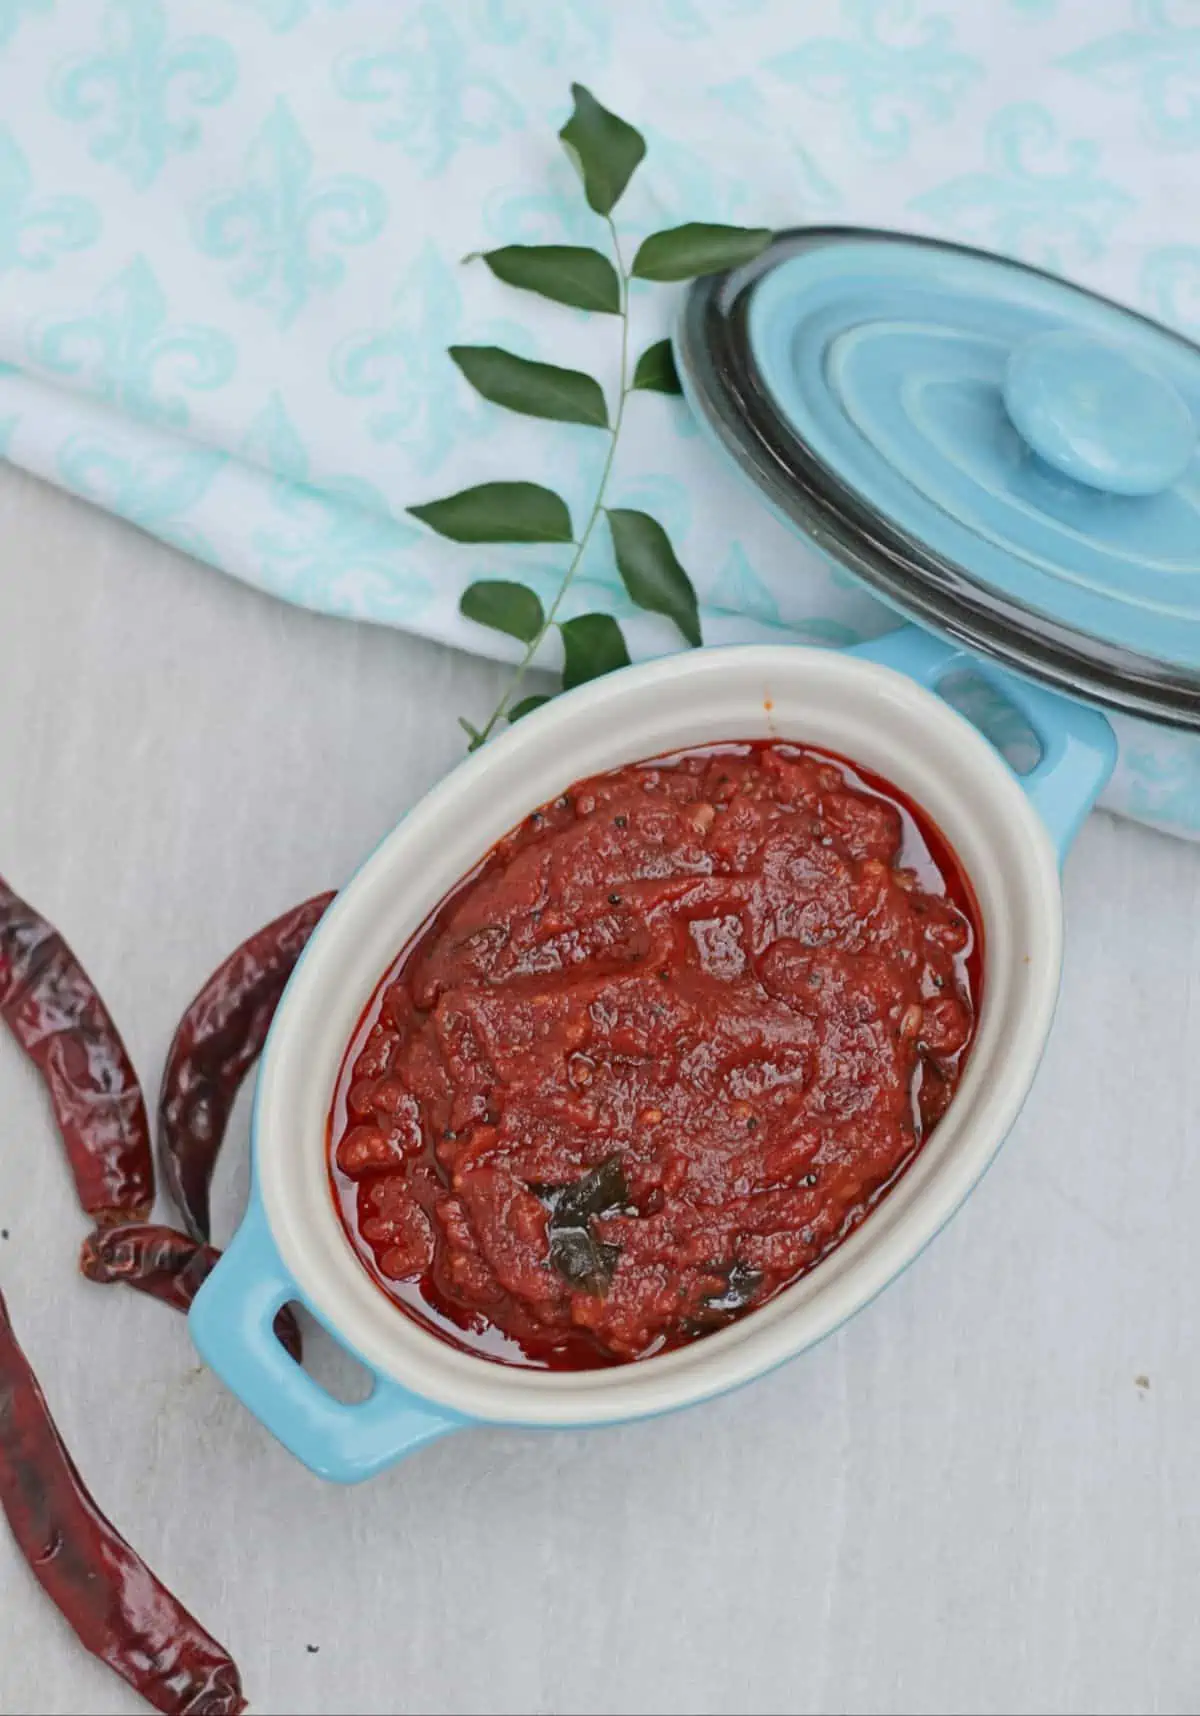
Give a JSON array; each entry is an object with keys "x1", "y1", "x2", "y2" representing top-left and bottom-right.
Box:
[{"x1": 191, "y1": 635, "x2": 1114, "y2": 1481}]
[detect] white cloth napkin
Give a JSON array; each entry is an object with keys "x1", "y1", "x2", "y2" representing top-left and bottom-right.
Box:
[{"x1": 1, "y1": 0, "x2": 1198, "y2": 837}]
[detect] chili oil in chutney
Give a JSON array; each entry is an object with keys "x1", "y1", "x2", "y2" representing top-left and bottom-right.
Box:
[{"x1": 328, "y1": 742, "x2": 981, "y2": 1370}]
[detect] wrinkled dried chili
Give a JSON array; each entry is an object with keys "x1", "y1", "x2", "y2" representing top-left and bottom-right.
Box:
[
  {"x1": 0, "y1": 874, "x2": 153, "y2": 1225},
  {"x1": 0, "y1": 1286, "x2": 245, "y2": 1714},
  {"x1": 159, "y1": 892, "x2": 335, "y2": 1241},
  {"x1": 80, "y1": 1224, "x2": 303, "y2": 1363}
]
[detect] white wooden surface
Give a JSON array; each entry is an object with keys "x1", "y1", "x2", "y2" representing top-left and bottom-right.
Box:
[{"x1": 1, "y1": 462, "x2": 1198, "y2": 1716}]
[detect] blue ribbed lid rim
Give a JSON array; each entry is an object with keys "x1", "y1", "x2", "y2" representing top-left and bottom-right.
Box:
[{"x1": 675, "y1": 226, "x2": 1200, "y2": 732}]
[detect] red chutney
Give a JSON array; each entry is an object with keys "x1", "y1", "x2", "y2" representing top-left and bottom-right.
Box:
[{"x1": 329, "y1": 743, "x2": 980, "y2": 1369}]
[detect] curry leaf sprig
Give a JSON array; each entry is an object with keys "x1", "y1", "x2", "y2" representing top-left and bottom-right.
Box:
[{"x1": 407, "y1": 83, "x2": 773, "y2": 748}]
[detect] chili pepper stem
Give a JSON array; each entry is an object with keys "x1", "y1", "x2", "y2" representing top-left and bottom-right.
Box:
[{"x1": 80, "y1": 1223, "x2": 304, "y2": 1362}]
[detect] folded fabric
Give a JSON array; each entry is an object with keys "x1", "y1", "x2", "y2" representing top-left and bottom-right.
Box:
[{"x1": 1, "y1": 0, "x2": 1198, "y2": 838}]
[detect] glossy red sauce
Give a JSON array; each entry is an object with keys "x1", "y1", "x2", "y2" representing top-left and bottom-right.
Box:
[{"x1": 329, "y1": 743, "x2": 981, "y2": 1369}]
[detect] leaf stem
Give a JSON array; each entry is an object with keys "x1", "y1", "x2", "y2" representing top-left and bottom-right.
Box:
[{"x1": 469, "y1": 217, "x2": 631, "y2": 748}]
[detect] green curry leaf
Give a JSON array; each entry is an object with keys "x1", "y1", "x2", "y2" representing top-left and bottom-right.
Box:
[
  {"x1": 507, "y1": 693, "x2": 553, "y2": 723},
  {"x1": 409, "y1": 482, "x2": 573, "y2": 545},
  {"x1": 476, "y1": 245, "x2": 621, "y2": 314},
  {"x1": 631, "y1": 338, "x2": 683, "y2": 394},
  {"x1": 606, "y1": 508, "x2": 701, "y2": 647},
  {"x1": 631, "y1": 222, "x2": 774, "y2": 282},
  {"x1": 460, "y1": 580, "x2": 545, "y2": 644},
  {"x1": 559, "y1": 613, "x2": 631, "y2": 690},
  {"x1": 450, "y1": 346, "x2": 608, "y2": 428},
  {"x1": 558, "y1": 83, "x2": 646, "y2": 216}
]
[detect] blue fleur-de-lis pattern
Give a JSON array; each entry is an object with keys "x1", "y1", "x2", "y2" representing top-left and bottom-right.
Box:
[
  {"x1": 238, "y1": 392, "x2": 432, "y2": 614},
  {"x1": 0, "y1": 127, "x2": 100, "y2": 277},
  {"x1": 1059, "y1": 0, "x2": 1200, "y2": 152},
  {"x1": 56, "y1": 431, "x2": 226, "y2": 560},
  {"x1": 26, "y1": 254, "x2": 236, "y2": 428},
  {"x1": 334, "y1": 5, "x2": 525, "y2": 179},
  {"x1": 194, "y1": 98, "x2": 386, "y2": 327},
  {"x1": 50, "y1": 0, "x2": 237, "y2": 190},
  {"x1": 909, "y1": 103, "x2": 1134, "y2": 269},
  {"x1": 331, "y1": 242, "x2": 530, "y2": 475},
  {"x1": 0, "y1": 0, "x2": 1196, "y2": 841},
  {"x1": 765, "y1": 0, "x2": 983, "y2": 161}
]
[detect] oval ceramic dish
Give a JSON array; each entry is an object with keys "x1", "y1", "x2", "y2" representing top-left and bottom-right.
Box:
[{"x1": 191, "y1": 632, "x2": 1115, "y2": 1481}]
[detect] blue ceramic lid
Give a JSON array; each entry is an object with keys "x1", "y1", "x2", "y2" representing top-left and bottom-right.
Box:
[{"x1": 676, "y1": 229, "x2": 1200, "y2": 729}]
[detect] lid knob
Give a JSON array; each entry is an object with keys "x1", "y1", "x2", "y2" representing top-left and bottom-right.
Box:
[{"x1": 1003, "y1": 329, "x2": 1196, "y2": 497}]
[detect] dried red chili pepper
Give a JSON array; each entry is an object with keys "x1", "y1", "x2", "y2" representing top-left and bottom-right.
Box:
[
  {"x1": 0, "y1": 874, "x2": 153, "y2": 1225},
  {"x1": 80, "y1": 1223, "x2": 303, "y2": 1363},
  {"x1": 0, "y1": 1286, "x2": 246, "y2": 1715},
  {"x1": 159, "y1": 891, "x2": 335, "y2": 1240}
]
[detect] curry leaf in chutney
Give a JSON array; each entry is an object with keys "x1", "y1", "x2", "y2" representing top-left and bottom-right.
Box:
[
  {"x1": 705, "y1": 1261, "x2": 762, "y2": 1314},
  {"x1": 687, "y1": 1261, "x2": 764, "y2": 1333},
  {"x1": 548, "y1": 1228, "x2": 621, "y2": 1295},
  {"x1": 533, "y1": 1154, "x2": 629, "y2": 1295}
]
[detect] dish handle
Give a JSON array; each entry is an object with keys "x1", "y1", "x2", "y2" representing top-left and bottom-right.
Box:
[
  {"x1": 190, "y1": 1197, "x2": 462, "y2": 1483},
  {"x1": 849, "y1": 627, "x2": 1117, "y2": 861}
]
